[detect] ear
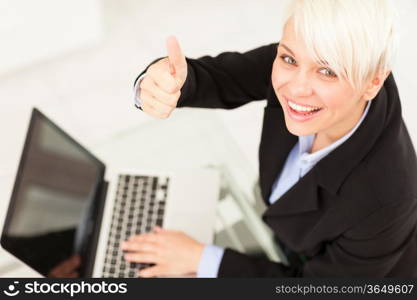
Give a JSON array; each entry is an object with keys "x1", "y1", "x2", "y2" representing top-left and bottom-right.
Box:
[{"x1": 361, "y1": 70, "x2": 391, "y2": 101}]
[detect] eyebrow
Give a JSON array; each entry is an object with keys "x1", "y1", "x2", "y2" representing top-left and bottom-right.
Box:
[{"x1": 279, "y1": 43, "x2": 295, "y2": 56}]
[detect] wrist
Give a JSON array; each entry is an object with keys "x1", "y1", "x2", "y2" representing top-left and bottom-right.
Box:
[{"x1": 191, "y1": 242, "x2": 205, "y2": 273}]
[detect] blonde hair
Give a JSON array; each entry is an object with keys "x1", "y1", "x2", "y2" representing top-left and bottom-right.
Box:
[{"x1": 281, "y1": 0, "x2": 400, "y2": 92}]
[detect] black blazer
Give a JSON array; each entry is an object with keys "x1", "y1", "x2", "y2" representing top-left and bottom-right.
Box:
[{"x1": 136, "y1": 43, "x2": 417, "y2": 277}]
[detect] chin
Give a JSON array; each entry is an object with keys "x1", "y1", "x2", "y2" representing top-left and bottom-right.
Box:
[{"x1": 284, "y1": 118, "x2": 316, "y2": 137}]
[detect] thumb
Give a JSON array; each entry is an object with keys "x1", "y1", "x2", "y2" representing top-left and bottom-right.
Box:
[
  {"x1": 166, "y1": 35, "x2": 187, "y2": 80},
  {"x1": 153, "y1": 226, "x2": 163, "y2": 233}
]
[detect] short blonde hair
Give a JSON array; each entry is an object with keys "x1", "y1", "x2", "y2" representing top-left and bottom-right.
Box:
[{"x1": 281, "y1": 0, "x2": 400, "y2": 92}]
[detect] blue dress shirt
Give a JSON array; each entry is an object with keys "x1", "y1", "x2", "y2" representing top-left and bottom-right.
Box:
[{"x1": 134, "y1": 74, "x2": 371, "y2": 277}]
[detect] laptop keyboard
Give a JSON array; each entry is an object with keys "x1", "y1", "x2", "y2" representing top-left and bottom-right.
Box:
[{"x1": 102, "y1": 174, "x2": 169, "y2": 278}]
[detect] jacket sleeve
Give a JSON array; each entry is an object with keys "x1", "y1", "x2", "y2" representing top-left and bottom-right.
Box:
[
  {"x1": 217, "y1": 248, "x2": 301, "y2": 277},
  {"x1": 134, "y1": 43, "x2": 278, "y2": 109},
  {"x1": 217, "y1": 199, "x2": 417, "y2": 277}
]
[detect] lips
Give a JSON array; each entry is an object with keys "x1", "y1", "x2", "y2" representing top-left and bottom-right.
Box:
[{"x1": 283, "y1": 96, "x2": 324, "y2": 122}]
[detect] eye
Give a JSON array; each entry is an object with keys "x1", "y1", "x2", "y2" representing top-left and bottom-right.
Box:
[
  {"x1": 319, "y1": 68, "x2": 337, "y2": 78},
  {"x1": 280, "y1": 55, "x2": 296, "y2": 65},
  {"x1": 280, "y1": 54, "x2": 338, "y2": 79}
]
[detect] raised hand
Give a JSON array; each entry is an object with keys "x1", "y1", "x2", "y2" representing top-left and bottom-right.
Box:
[{"x1": 139, "y1": 36, "x2": 188, "y2": 119}]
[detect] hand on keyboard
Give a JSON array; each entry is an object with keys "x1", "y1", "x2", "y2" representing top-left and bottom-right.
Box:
[{"x1": 121, "y1": 226, "x2": 204, "y2": 278}]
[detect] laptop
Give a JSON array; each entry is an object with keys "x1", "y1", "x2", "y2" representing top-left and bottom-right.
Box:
[{"x1": 0, "y1": 108, "x2": 220, "y2": 277}]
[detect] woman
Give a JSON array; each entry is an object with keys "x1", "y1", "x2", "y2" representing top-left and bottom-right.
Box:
[{"x1": 122, "y1": 0, "x2": 417, "y2": 277}]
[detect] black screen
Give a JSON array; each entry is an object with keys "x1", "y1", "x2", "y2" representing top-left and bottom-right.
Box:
[{"x1": 1, "y1": 109, "x2": 105, "y2": 277}]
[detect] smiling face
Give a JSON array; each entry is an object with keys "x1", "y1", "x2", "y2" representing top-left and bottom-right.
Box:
[{"x1": 272, "y1": 18, "x2": 386, "y2": 146}]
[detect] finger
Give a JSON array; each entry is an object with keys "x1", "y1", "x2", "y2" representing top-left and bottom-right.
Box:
[
  {"x1": 67, "y1": 271, "x2": 79, "y2": 278},
  {"x1": 49, "y1": 262, "x2": 68, "y2": 276},
  {"x1": 124, "y1": 253, "x2": 159, "y2": 264},
  {"x1": 153, "y1": 226, "x2": 163, "y2": 233},
  {"x1": 141, "y1": 100, "x2": 170, "y2": 120},
  {"x1": 140, "y1": 97, "x2": 159, "y2": 118},
  {"x1": 166, "y1": 35, "x2": 186, "y2": 76},
  {"x1": 72, "y1": 255, "x2": 81, "y2": 267},
  {"x1": 138, "y1": 265, "x2": 166, "y2": 278},
  {"x1": 121, "y1": 241, "x2": 158, "y2": 253},
  {"x1": 146, "y1": 64, "x2": 178, "y2": 94},
  {"x1": 128, "y1": 232, "x2": 159, "y2": 243},
  {"x1": 49, "y1": 255, "x2": 80, "y2": 276},
  {"x1": 153, "y1": 226, "x2": 172, "y2": 236},
  {"x1": 61, "y1": 255, "x2": 81, "y2": 274},
  {"x1": 140, "y1": 77, "x2": 180, "y2": 107},
  {"x1": 140, "y1": 89, "x2": 173, "y2": 119}
]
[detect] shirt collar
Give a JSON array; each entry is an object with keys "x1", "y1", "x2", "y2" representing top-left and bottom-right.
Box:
[{"x1": 298, "y1": 100, "x2": 372, "y2": 165}]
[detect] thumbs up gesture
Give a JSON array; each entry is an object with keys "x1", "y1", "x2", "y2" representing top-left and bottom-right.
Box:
[{"x1": 139, "y1": 36, "x2": 188, "y2": 118}]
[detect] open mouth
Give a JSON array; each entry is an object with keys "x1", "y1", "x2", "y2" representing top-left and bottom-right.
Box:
[{"x1": 285, "y1": 97, "x2": 324, "y2": 121}]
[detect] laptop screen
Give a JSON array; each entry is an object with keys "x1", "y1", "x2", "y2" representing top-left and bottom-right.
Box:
[{"x1": 1, "y1": 109, "x2": 105, "y2": 277}]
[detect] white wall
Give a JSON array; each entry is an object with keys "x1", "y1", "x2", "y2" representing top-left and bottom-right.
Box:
[{"x1": 0, "y1": 0, "x2": 102, "y2": 76}]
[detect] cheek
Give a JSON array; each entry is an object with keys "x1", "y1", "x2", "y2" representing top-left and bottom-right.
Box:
[
  {"x1": 271, "y1": 62, "x2": 287, "y2": 91},
  {"x1": 318, "y1": 88, "x2": 354, "y2": 111}
]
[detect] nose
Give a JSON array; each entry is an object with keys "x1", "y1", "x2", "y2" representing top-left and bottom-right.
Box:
[{"x1": 289, "y1": 70, "x2": 313, "y2": 97}]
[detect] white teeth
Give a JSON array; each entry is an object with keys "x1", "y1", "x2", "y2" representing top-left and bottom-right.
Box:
[{"x1": 288, "y1": 100, "x2": 321, "y2": 112}]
